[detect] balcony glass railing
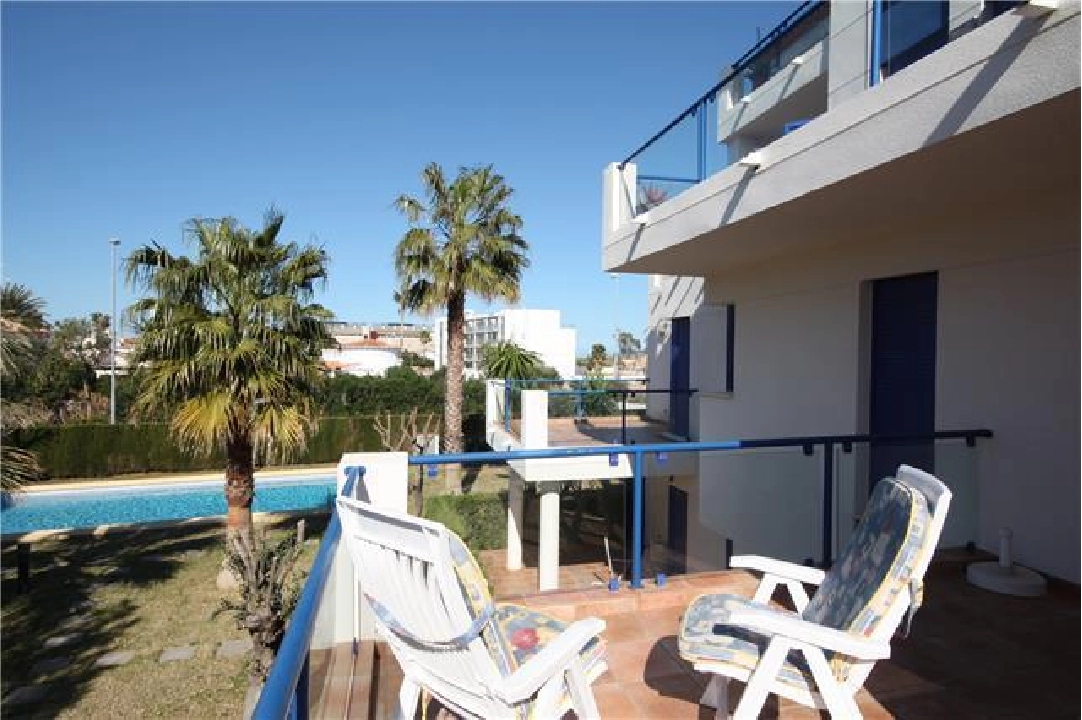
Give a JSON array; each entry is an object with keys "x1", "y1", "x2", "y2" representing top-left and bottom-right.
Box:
[
  {"x1": 255, "y1": 475, "x2": 360, "y2": 719},
  {"x1": 737, "y1": 3, "x2": 828, "y2": 96},
  {"x1": 410, "y1": 428, "x2": 991, "y2": 592},
  {"x1": 623, "y1": 1, "x2": 826, "y2": 214}
]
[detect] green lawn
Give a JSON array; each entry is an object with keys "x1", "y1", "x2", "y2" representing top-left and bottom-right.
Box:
[{"x1": 1, "y1": 517, "x2": 324, "y2": 718}]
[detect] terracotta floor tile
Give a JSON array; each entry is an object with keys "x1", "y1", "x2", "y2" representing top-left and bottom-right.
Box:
[
  {"x1": 606, "y1": 638, "x2": 687, "y2": 683},
  {"x1": 601, "y1": 612, "x2": 649, "y2": 643},
  {"x1": 592, "y1": 682, "x2": 645, "y2": 719},
  {"x1": 623, "y1": 680, "x2": 703, "y2": 719},
  {"x1": 636, "y1": 605, "x2": 686, "y2": 629}
]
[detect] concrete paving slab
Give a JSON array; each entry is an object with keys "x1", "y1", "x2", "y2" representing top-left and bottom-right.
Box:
[
  {"x1": 159, "y1": 645, "x2": 197, "y2": 663},
  {"x1": 32, "y1": 657, "x2": 72, "y2": 675},
  {"x1": 94, "y1": 650, "x2": 135, "y2": 667},
  {"x1": 216, "y1": 639, "x2": 250, "y2": 659},
  {"x1": 3, "y1": 685, "x2": 48, "y2": 706},
  {"x1": 44, "y1": 634, "x2": 80, "y2": 649}
]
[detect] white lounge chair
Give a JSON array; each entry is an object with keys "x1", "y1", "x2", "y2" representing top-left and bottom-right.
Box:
[
  {"x1": 679, "y1": 464, "x2": 950, "y2": 718},
  {"x1": 336, "y1": 494, "x2": 608, "y2": 720}
]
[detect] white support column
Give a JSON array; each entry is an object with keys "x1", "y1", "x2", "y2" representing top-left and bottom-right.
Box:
[
  {"x1": 506, "y1": 476, "x2": 525, "y2": 571},
  {"x1": 520, "y1": 389, "x2": 558, "y2": 589},
  {"x1": 538, "y1": 480, "x2": 562, "y2": 592}
]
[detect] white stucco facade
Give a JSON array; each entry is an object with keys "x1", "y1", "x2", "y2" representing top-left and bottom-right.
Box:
[
  {"x1": 433, "y1": 308, "x2": 577, "y2": 380},
  {"x1": 606, "y1": 2, "x2": 1080, "y2": 581}
]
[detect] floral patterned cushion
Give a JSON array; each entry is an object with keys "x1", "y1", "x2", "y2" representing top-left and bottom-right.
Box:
[
  {"x1": 803, "y1": 477, "x2": 929, "y2": 638},
  {"x1": 445, "y1": 532, "x2": 605, "y2": 717},
  {"x1": 680, "y1": 593, "x2": 820, "y2": 694},
  {"x1": 491, "y1": 604, "x2": 607, "y2": 718},
  {"x1": 447, "y1": 533, "x2": 493, "y2": 617},
  {"x1": 680, "y1": 476, "x2": 931, "y2": 686}
]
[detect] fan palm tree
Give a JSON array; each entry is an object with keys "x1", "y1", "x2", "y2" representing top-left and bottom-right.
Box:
[
  {"x1": 393, "y1": 163, "x2": 529, "y2": 465},
  {"x1": 482, "y1": 341, "x2": 542, "y2": 381},
  {"x1": 125, "y1": 210, "x2": 333, "y2": 537},
  {"x1": 1, "y1": 283, "x2": 48, "y2": 491}
]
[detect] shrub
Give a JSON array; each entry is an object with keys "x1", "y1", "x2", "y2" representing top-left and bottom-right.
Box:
[
  {"x1": 422, "y1": 492, "x2": 507, "y2": 555},
  {"x1": 11, "y1": 414, "x2": 484, "y2": 479}
]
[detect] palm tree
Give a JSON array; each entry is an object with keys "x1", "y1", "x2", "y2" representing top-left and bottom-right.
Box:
[
  {"x1": 1, "y1": 283, "x2": 48, "y2": 491},
  {"x1": 125, "y1": 210, "x2": 333, "y2": 537},
  {"x1": 482, "y1": 341, "x2": 542, "y2": 381},
  {"x1": 393, "y1": 162, "x2": 529, "y2": 462}
]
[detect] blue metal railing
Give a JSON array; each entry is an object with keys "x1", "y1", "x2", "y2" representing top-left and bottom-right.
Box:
[
  {"x1": 254, "y1": 474, "x2": 356, "y2": 720},
  {"x1": 621, "y1": 1, "x2": 826, "y2": 167},
  {"x1": 409, "y1": 428, "x2": 992, "y2": 590},
  {"x1": 620, "y1": 1, "x2": 827, "y2": 216},
  {"x1": 503, "y1": 377, "x2": 649, "y2": 430}
]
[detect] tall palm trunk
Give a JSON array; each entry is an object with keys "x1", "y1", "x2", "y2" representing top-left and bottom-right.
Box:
[
  {"x1": 225, "y1": 436, "x2": 255, "y2": 538},
  {"x1": 444, "y1": 294, "x2": 465, "y2": 493}
]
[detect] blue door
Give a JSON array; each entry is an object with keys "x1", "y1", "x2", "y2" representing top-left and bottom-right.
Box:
[
  {"x1": 869, "y1": 272, "x2": 937, "y2": 489},
  {"x1": 670, "y1": 317, "x2": 691, "y2": 438},
  {"x1": 667, "y1": 484, "x2": 688, "y2": 575}
]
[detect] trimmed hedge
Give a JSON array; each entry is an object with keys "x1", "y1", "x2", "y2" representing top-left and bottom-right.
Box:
[
  {"x1": 12, "y1": 414, "x2": 484, "y2": 479},
  {"x1": 422, "y1": 492, "x2": 507, "y2": 554}
]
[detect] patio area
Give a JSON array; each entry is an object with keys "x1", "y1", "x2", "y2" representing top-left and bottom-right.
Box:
[{"x1": 353, "y1": 553, "x2": 1079, "y2": 718}]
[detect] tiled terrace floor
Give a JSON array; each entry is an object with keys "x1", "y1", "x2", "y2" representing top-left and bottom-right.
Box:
[
  {"x1": 356, "y1": 556, "x2": 1079, "y2": 719},
  {"x1": 512, "y1": 416, "x2": 675, "y2": 447}
]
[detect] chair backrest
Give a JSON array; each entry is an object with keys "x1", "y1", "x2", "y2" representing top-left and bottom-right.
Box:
[
  {"x1": 336, "y1": 494, "x2": 507, "y2": 717},
  {"x1": 802, "y1": 464, "x2": 950, "y2": 679}
]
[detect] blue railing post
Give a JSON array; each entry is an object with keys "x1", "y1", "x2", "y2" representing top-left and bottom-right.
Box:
[
  {"x1": 870, "y1": 0, "x2": 883, "y2": 87},
  {"x1": 821, "y1": 442, "x2": 834, "y2": 568},
  {"x1": 697, "y1": 99, "x2": 708, "y2": 181},
  {"x1": 630, "y1": 450, "x2": 644, "y2": 589},
  {"x1": 504, "y1": 379, "x2": 511, "y2": 432}
]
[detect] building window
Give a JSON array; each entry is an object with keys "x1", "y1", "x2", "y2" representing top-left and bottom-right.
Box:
[{"x1": 879, "y1": 0, "x2": 948, "y2": 79}]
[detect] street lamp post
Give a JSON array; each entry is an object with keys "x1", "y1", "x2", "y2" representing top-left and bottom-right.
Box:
[{"x1": 110, "y1": 237, "x2": 120, "y2": 425}]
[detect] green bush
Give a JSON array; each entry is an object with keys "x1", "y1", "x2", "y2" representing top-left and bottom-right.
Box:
[
  {"x1": 11, "y1": 414, "x2": 484, "y2": 479},
  {"x1": 422, "y1": 492, "x2": 507, "y2": 555}
]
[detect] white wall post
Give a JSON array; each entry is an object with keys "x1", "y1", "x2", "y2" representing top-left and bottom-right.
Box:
[{"x1": 603, "y1": 161, "x2": 638, "y2": 240}]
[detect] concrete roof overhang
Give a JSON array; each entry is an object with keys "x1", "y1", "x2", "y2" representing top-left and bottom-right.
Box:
[{"x1": 604, "y1": 6, "x2": 1080, "y2": 277}]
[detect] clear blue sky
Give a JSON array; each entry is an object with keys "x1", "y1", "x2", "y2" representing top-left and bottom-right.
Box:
[{"x1": 2, "y1": 1, "x2": 798, "y2": 354}]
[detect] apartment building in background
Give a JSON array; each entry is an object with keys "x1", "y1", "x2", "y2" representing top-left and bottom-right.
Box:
[
  {"x1": 433, "y1": 309, "x2": 577, "y2": 379},
  {"x1": 603, "y1": 0, "x2": 1079, "y2": 582}
]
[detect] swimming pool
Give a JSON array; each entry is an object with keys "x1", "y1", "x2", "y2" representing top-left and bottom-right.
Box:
[{"x1": 0, "y1": 474, "x2": 337, "y2": 535}]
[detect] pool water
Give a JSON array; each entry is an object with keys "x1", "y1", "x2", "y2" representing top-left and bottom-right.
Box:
[{"x1": 0, "y1": 475, "x2": 337, "y2": 535}]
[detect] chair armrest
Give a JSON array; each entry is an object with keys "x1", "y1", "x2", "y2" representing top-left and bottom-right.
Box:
[
  {"x1": 498, "y1": 617, "x2": 607, "y2": 703},
  {"x1": 730, "y1": 555, "x2": 826, "y2": 586},
  {"x1": 724, "y1": 603, "x2": 890, "y2": 660}
]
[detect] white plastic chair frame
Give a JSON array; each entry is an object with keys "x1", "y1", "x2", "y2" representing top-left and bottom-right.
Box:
[
  {"x1": 336, "y1": 494, "x2": 606, "y2": 720},
  {"x1": 693, "y1": 465, "x2": 951, "y2": 719}
]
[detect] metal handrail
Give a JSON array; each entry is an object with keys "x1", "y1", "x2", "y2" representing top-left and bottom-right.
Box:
[
  {"x1": 253, "y1": 475, "x2": 355, "y2": 720},
  {"x1": 620, "y1": 0, "x2": 826, "y2": 168},
  {"x1": 409, "y1": 428, "x2": 992, "y2": 588}
]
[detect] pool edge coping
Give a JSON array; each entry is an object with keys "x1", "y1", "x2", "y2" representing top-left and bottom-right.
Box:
[
  {"x1": 2, "y1": 507, "x2": 332, "y2": 544},
  {"x1": 18, "y1": 464, "x2": 339, "y2": 493}
]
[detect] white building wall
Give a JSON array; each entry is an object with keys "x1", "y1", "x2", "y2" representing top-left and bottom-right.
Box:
[
  {"x1": 321, "y1": 347, "x2": 401, "y2": 377},
  {"x1": 433, "y1": 309, "x2": 577, "y2": 380},
  {"x1": 694, "y1": 189, "x2": 1079, "y2": 580}
]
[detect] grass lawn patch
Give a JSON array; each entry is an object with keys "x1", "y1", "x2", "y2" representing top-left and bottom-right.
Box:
[{"x1": 1, "y1": 516, "x2": 326, "y2": 718}]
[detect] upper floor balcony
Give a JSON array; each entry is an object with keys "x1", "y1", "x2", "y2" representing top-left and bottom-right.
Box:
[{"x1": 602, "y1": 0, "x2": 1079, "y2": 276}]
